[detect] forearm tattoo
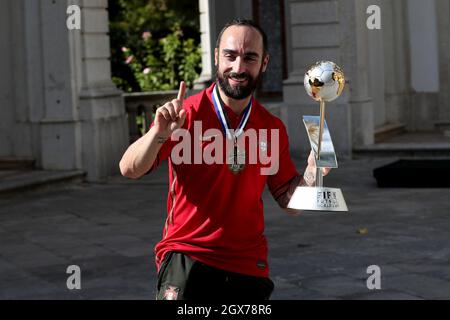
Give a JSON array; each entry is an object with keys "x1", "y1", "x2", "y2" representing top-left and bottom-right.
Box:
[{"x1": 157, "y1": 136, "x2": 168, "y2": 144}]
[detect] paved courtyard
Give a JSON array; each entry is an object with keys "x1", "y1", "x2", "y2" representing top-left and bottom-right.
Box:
[{"x1": 1, "y1": 157, "x2": 450, "y2": 299}]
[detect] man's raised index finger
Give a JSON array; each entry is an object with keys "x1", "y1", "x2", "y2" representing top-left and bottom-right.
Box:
[{"x1": 177, "y1": 81, "x2": 186, "y2": 102}]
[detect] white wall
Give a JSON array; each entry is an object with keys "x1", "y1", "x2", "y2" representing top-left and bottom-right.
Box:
[{"x1": 407, "y1": 0, "x2": 439, "y2": 93}]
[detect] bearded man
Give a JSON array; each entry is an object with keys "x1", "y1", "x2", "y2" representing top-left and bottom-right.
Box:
[{"x1": 119, "y1": 19, "x2": 330, "y2": 300}]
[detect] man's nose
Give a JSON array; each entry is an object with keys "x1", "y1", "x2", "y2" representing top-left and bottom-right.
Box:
[{"x1": 232, "y1": 56, "x2": 246, "y2": 74}]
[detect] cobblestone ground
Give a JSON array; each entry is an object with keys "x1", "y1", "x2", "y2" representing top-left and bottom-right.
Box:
[{"x1": 1, "y1": 157, "x2": 450, "y2": 299}]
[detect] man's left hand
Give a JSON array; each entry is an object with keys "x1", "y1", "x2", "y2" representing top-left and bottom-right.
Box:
[{"x1": 303, "y1": 150, "x2": 331, "y2": 186}]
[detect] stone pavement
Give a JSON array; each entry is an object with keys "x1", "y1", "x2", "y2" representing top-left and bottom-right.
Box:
[{"x1": 1, "y1": 157, "x2": 450, "y2": 300}]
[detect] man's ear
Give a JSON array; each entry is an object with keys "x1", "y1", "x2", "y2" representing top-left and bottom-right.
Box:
[
  {"x1": 214, "y1": 48, "x2": 218, "y2": 67},
  {"x1": 262, "y1": 54, "x2": 270, "y2": 73}
]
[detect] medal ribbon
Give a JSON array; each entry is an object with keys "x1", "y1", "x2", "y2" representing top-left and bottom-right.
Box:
[{"x1": 212, "y1": 84, "x2": 252, "y2": 141}]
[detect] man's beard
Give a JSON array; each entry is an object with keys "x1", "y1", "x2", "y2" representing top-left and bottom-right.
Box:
[{"x1": 216, "y1": 65, "x2": 264, "y2": 100}]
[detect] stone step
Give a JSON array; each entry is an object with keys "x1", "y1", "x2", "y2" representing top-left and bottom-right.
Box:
[
  {"x1": 0, "y1": 170, "x2": 86, "y2": 197},
  {"x1": 0, "y1": 157, "x2": 35, "y2": 170},
  {"x1": 354, "y1": 132, "x2": 450, "y2": 159},
  {"x1": 353, "y1": 142, "x2": 450, "y2": 159},
  {"x1": 435, "y1": 121, "x2": 450, "y2": 137},
  {"x1": 375, "y1": 123, "x2": 406, "y2": 143}
]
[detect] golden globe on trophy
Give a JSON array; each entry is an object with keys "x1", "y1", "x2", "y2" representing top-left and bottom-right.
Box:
[{"x1": 287, "y1": 61, "x2": 348, "y2": 212}]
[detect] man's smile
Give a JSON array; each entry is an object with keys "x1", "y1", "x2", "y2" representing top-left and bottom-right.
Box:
[{"x1": 228, "y1": 77, "x2": 248, "y2": 85}]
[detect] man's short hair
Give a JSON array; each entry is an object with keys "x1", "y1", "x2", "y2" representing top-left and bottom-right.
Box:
[{"x1": 215, "y1": 19, "x2": 268, "y2": 56}]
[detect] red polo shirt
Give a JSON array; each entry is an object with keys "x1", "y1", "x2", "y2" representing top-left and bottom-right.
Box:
[{"x1": 151, "y1": 84, "x2": 299, "y2": 277}]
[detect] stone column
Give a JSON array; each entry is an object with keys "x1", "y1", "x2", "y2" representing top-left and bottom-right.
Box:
[
  {"x1": 406, "y1": 0, "x2": 440, "y2": 131},
  {"x1": 195, "y1": 0, "x2": 215, "y2": 89},
  {"x1": 0, "y1": 0, "x2": 16, "y2": 157},
  {"x1": 38, "y1": 0, "x2": 83, "y2": 172},
  {"x1": 367, "y1": 0, "x2": 385, "y2": 129},
  {"x1": 342, "y1": 0, "x2": 375, "y2": 148},
  {"x1": 435, "y1": 0, "x2": 450, "y2": 134},
  {"x1": 382, "y1": 0, "x2": 411, "y2": 128},
  {"x1": 78, "y1": 0, "x2": 129, "y2": 181},
  {"x1": 1, "y1": 0, "x2": 46, "y2": 160},
  {"x1": 195, "y1": 0, "x2": 253, "y2": 89}
]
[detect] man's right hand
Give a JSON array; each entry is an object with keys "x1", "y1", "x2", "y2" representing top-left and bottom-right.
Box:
[
  {"x1": 154, "y1": 81, "x2": 187, "y2": 139},
  {"x1": 119, "y1": 81, "x2": 188, "y2": 178}
]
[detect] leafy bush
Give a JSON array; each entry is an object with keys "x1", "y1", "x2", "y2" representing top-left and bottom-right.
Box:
[{"x1": 109, "y1": 0, "x2": 202, "y2": 92}]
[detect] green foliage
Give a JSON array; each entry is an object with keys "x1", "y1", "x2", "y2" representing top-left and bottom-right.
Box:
[{"x1": 109, "y1": 0, "x2": 202, "y2": 92}]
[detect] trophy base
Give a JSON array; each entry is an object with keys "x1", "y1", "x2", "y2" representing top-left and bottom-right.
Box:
[{"x1": 287, "y1": 186, "x2": 348, "y2": 212}]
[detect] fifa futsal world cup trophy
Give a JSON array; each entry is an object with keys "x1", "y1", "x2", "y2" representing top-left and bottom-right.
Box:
[{"x1": 287, "y1": 61, "x2": 348, "y2": 212}]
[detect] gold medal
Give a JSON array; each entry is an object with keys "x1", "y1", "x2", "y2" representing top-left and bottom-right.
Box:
[
  {"x1": 228, "y1": 140, "x2": 245, "y2": 173},
  {"x1": 228, "y1": 148, "x2": 246, "y2": 173}
]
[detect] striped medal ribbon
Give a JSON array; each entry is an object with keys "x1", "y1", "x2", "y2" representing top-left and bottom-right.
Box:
[{"x1": 212, "y1": 84, "x2": 252, "y2": 173}]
